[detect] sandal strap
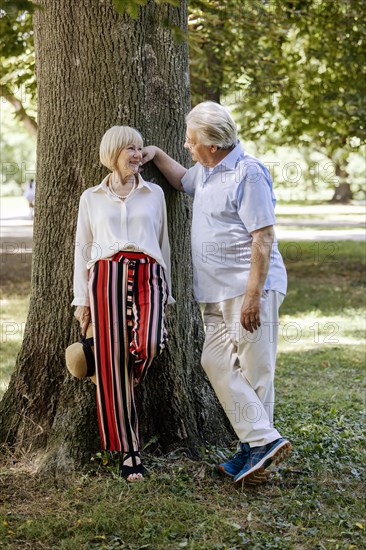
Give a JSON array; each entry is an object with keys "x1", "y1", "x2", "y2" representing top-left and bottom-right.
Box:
[{"x1": 123, "y1": 450, "x2": 141, "y2": 467}]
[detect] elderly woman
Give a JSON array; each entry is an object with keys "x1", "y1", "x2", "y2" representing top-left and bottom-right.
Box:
[{"x1": 72, "y1": 126, "x2": 172, "y2": 481}]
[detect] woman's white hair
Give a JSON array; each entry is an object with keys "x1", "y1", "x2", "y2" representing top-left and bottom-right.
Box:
[
  {"x1": 100, "y1": 126, "x2": 143, "y2": 171},
  {"x1": 186, "y1": 101, "x2": 237, "y2": 149}
]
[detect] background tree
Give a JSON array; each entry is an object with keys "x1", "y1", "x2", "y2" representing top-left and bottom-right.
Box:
[
  {"x1": 189, "y1": 0, "x2": 366, "y2": 201},
  {"x1": 235, "y1": 0, "x2": 366, "y2": 202},
  {"x1": 0, "y1": 0, "x2": 37, "y2": 135},
  {"x1": 0, "y1": 0, "x2": 232, "y2": 476},
  {"x1": 0, "y1": 1, "x2": 37, "y2": 192},
  {"x1": 3, "y1": 0, "x2": 365, "y2": 200}
]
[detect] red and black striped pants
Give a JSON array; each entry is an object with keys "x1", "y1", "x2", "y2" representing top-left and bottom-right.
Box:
[{"x1": 89, "y1": 251, "x2": 168, "y2": 452}]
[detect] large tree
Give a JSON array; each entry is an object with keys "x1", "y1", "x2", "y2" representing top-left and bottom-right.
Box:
[{"x1": 0, "y1": 0, "x2": 232, "y2": 476}]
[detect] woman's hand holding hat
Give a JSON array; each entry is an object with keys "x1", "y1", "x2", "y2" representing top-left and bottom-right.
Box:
[
  {"x1": 74, "y1": 305, "x2": 91, "y2": 336},
  {"x1": 65, "y1": 323, "x2": 96, "y2": 384}
]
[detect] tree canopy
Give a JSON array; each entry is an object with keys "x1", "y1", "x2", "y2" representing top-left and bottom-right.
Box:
[
  {"x1": 189, "y1": 0, "x2": 365, "y2": 152},
  {"x1": 0, "y1": 1, "x2": 37, "y2": 133},
  {"x1": 2, "y1": 0, "x2": 365, "y2": 175}
]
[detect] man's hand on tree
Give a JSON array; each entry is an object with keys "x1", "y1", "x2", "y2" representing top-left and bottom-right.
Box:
[{"x1": 141, "y1": 146, "x2": 157, "y2": 165}]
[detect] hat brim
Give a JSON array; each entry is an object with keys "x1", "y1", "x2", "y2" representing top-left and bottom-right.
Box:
[{"x1": 65, "y1": 324, "x2": 96, "y2": 385}]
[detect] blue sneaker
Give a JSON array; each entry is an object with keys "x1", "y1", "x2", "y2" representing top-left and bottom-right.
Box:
[
  {"x1": 233, "y1": 438, "x2": 292, "y2": 485},
  {"x1": 217, "y1": 442, "x2": 250, "y2": 477}
]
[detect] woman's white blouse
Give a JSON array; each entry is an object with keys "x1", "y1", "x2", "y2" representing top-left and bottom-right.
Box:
[{"x1": 72, "y1": 174, "x2": 174, "y2": 306}]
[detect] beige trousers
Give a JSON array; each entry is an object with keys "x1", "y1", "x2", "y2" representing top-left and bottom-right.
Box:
[{"x1": 201, "y1": 290, "x2": 284, "y2": 448}]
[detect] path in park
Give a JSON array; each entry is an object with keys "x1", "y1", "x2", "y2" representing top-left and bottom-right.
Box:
[
  {"x1": 0, "y1": 200, "x2": 364, "y2": 298},
  {"x1": 0, "y1": 201, "x2": 365, "y2": 255},
  {"x1": 0, "y1": 201, "x2": 33, "y2": 288},
  {"x1": 275, "y1": 203, "x2": 365, "y2": 242}
]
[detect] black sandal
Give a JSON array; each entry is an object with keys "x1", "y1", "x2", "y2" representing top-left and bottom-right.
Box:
[{"x1": 121, "y1": 451, "x2": 144, "y2": 481}]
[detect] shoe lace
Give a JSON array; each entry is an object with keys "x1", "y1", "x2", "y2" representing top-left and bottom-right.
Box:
[{"x1": 232, "y1": 443, "x2": 249, "y2": 460}]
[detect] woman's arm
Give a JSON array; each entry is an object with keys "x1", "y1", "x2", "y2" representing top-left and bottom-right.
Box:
[
  {"x1": 142, "y1": 146, "x2": 186, "y2": 191},
  {"x1": 72, "y1": 193, "x2": 93, "y2": 333}
]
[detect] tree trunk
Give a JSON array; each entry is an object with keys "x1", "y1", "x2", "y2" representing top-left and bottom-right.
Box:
[
  {"x1": 330, "y1": 162, "x2": 353, "y2": 203},
  {"x1": 330, "y1": 183, "x2": 353, "y2": 204},
  {"x1": 326, "y1": 152, "x2": 353, "y2": 204},
  {"x1": 0, "y1": 0, "x2": 232, "y2": 477}
]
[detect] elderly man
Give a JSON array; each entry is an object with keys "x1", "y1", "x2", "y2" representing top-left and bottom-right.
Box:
[{"x1": 142, "y1": 101, "x2": 291, "y2": 485}]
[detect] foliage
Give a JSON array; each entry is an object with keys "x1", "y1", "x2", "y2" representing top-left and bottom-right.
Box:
[
  {"x1": 1, "y1": 102, "x2": 36, "y2": 190},
  {"x1": 2, "y1": 0, "x2": 365, "y2": 193},
  {"x1": 190, "y1": 0, "x2": 366, "y2": 147},
  {"x1": 189, "y1": 0, "x2": 366, "y2": 191},
  {"x1": 237, "y1": 0, "x2": 366, "y2": 169},
  {"x1": 0, "y1": 3, "x2": 36, "y2": 96},
  {"x1": 0, "y1": 0, "x2": 37, "y2": 133}
]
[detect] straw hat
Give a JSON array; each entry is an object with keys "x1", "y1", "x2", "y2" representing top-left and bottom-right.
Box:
[{"x1": 65, "y1": 324, "x2": 96, "y2": 385}]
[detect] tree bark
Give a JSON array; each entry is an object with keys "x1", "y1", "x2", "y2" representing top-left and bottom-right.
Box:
[{"x1": 0, "y1": 0, "x2": 232, "y2": 476}]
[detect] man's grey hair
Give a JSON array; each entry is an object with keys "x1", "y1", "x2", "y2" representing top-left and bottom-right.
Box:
[{"x1": 186, "y1": 101, "x2": 237, "y2": 149}]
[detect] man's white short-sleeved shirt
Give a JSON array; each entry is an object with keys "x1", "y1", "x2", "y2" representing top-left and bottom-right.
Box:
[{"x1": 181, "y1": 142, "x2": 287, "y2": 303}]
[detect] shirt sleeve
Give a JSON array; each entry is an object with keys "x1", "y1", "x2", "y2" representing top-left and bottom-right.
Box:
[
  {"x1": 237, "y1": 161, "x2": 276, "y2": 233},
  {"x1": 181, "y1": 163, "x2": 200, "y2": 197},
  {"x1": 71, "y1": 193, "x2": 93, "y2": 307},
  {"x1": 159, "y1": 194, "x2": 175, "y2": 305}
]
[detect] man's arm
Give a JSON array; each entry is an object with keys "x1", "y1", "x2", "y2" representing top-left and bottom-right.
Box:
[
  {"x1": 142, "y1": 146, "x2": 186, "y2": 191},
  {"x1": 240, "y1": 225, "x2": 274, "y2": 333}
]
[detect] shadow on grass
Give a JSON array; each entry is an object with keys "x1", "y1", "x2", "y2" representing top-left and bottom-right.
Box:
[
  {"x1": 276, "y1": 345, "x2": 364, "y2": 408},
  {"x1": 279, "y1": 240, "x2": 365, "y2": 315}
]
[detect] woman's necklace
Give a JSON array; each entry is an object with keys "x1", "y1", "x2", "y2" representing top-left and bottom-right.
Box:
[{"x1": 109, "y1": 177, "x2": 136, "y2": 201}]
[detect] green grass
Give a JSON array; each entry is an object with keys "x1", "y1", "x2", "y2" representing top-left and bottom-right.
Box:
[{"x1": 0, "y1": 240, "x2": 365, "y2": 549}]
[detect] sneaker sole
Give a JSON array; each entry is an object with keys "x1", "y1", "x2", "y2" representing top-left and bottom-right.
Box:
[
  {"x1": 216, "y1": 464, "x2": 236, "y2": 478},
  {"x1": 244, "y1": 469, "x2": 271, "y2": 486},
  {"x1": 234, "y1": 440, "x2": 292, "y2": 485}
]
